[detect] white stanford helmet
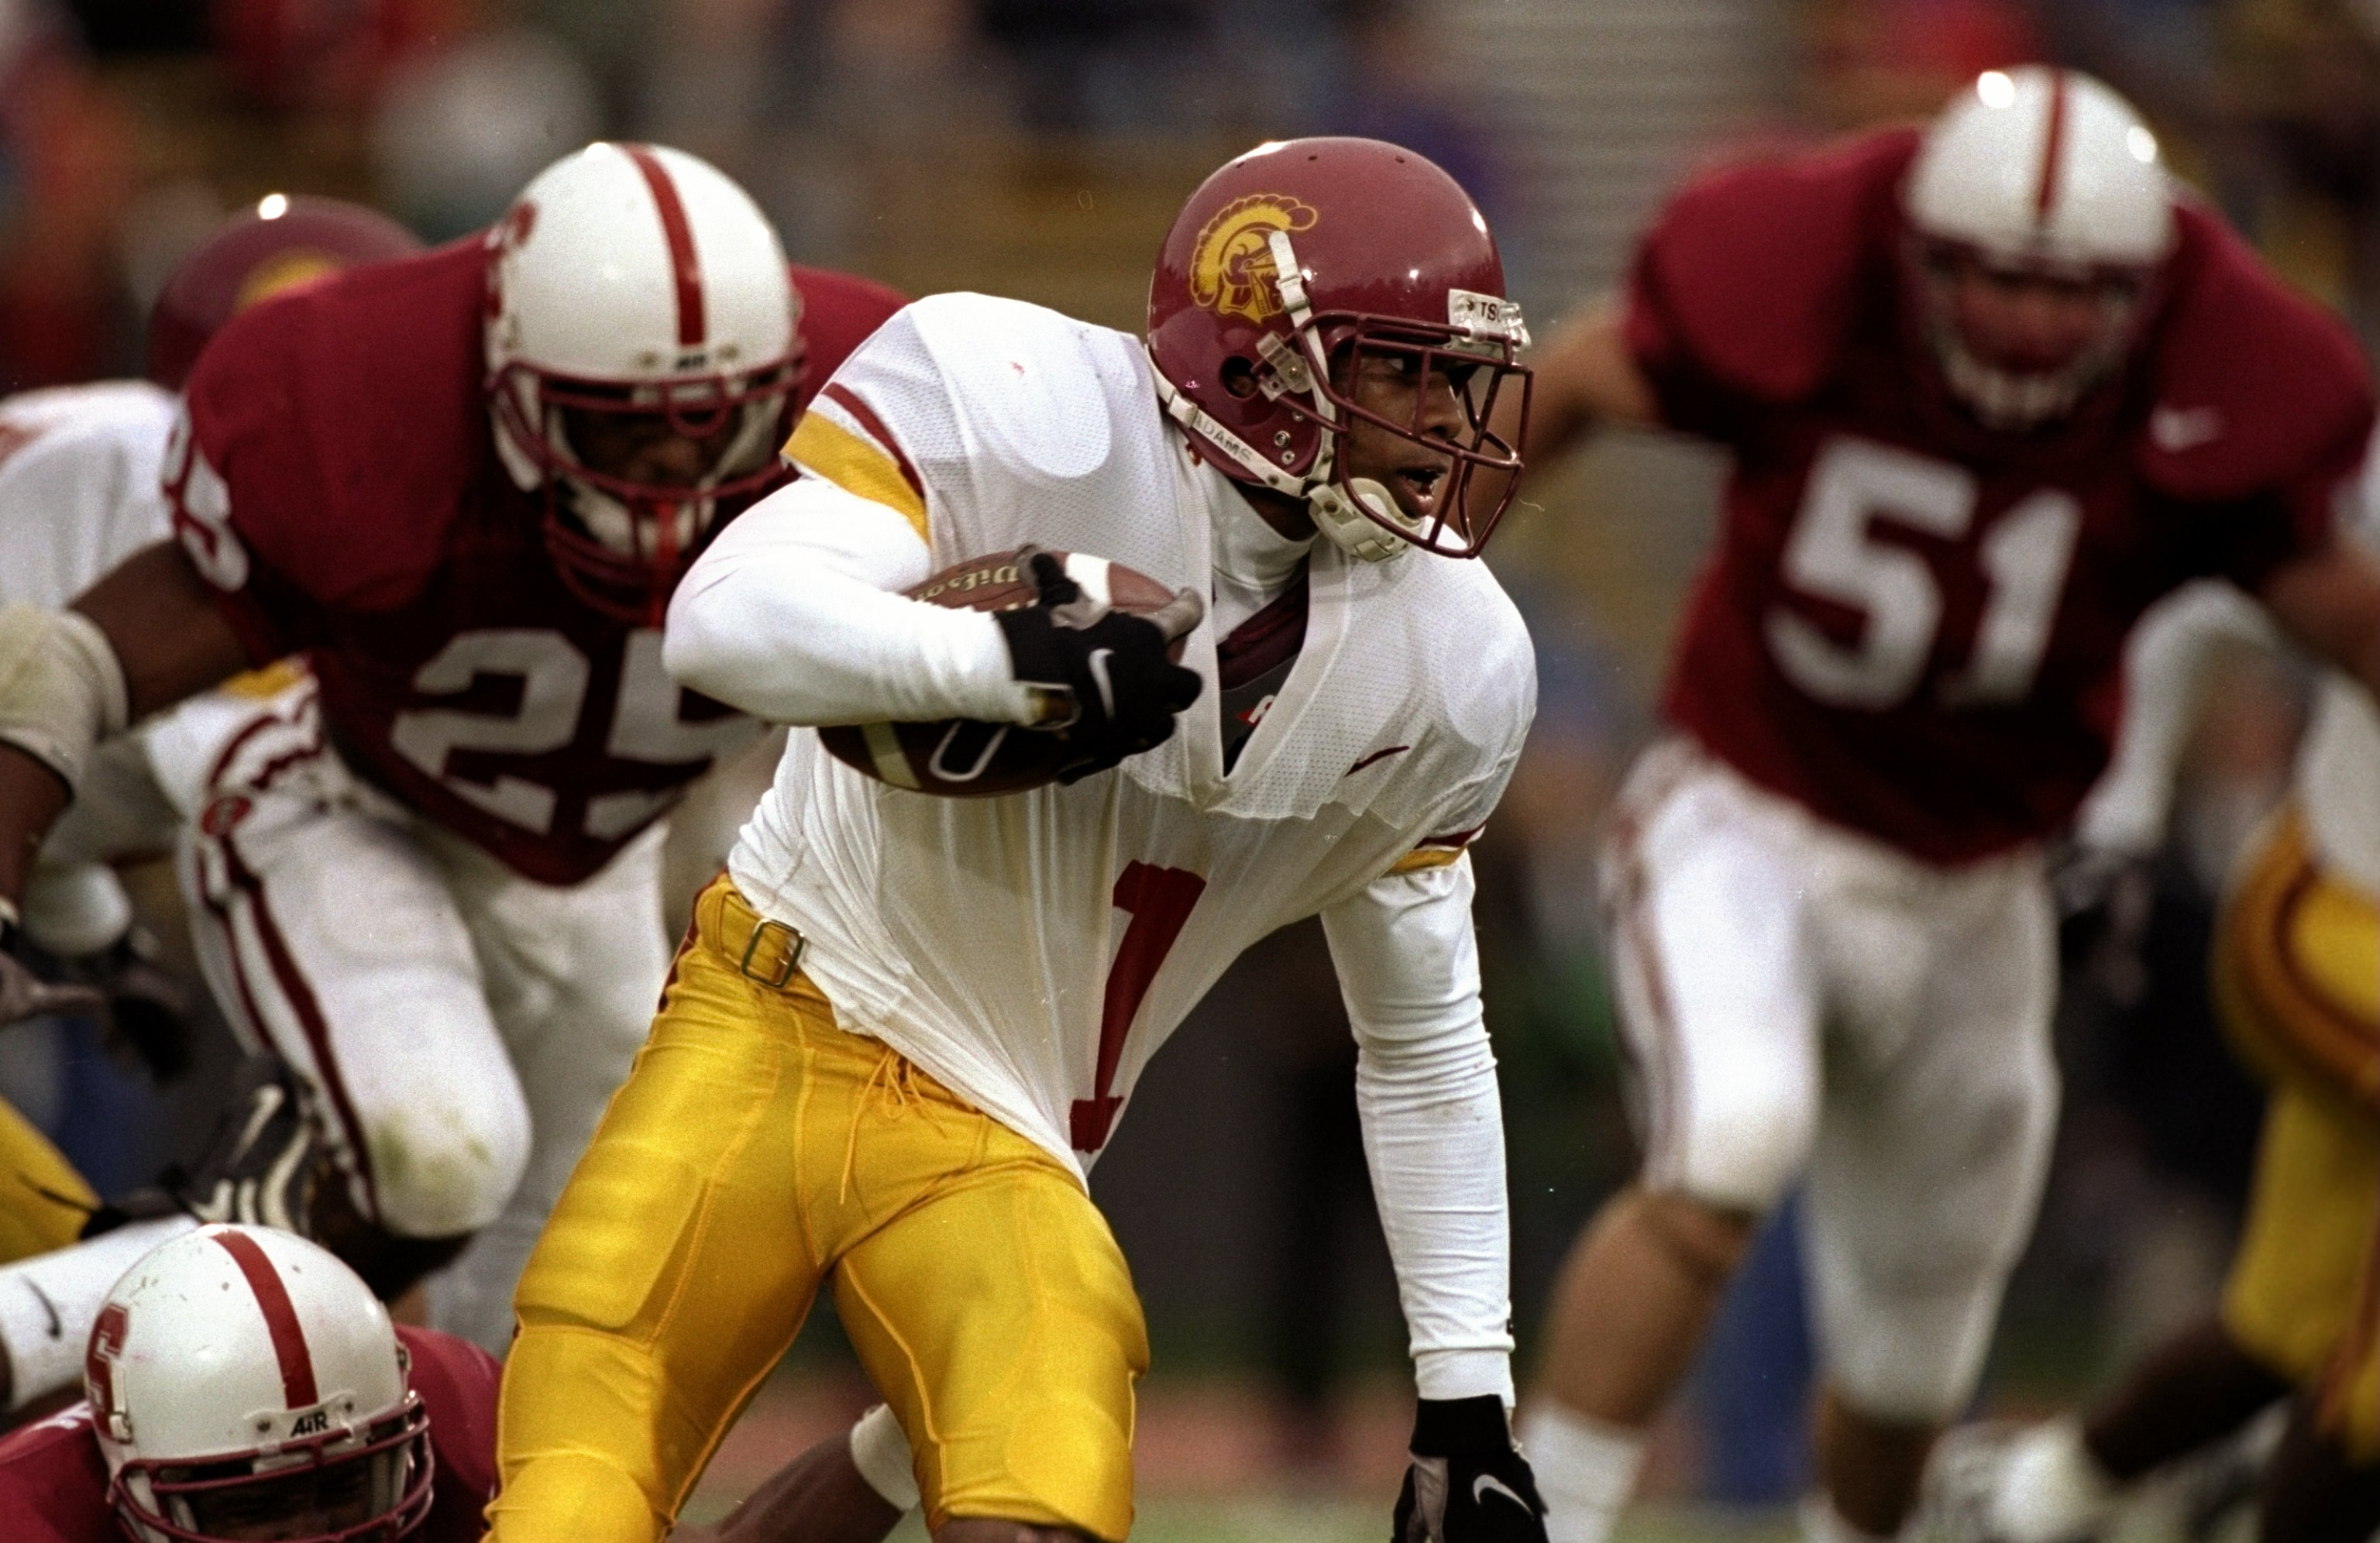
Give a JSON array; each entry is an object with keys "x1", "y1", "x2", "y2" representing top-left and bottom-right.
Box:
[
  {"x1": 1904, "y1": 67, "x2": 2178, "y2": 428},
  {"x1": 86, "y1": 1225, "x2": 432, "y2": 1543},
  {"x1": 485, "y1": 140, "x2": 801, "y2": 619}
]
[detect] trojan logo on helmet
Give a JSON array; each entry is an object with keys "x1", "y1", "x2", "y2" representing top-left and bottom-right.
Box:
[
  {"x1": 1187, "y1": 194, "x2": 1319, "y2": 323},
  {"x1": 1901, "y1": 66, "x2": 2178, "y2": 430},
  {"x1": 1147, "y1": 136, "x2": 1532, "y2": 563}
]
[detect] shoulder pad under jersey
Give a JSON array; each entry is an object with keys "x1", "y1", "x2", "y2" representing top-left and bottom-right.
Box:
[
  {"x1": 2134, "y1": 205, "x2": 2376, "y2": 503},
  {"x1": 1628, "y1": 129, "x2": 1917, "y2": 409},
  {"x1": 181, "y1": 239, "x2": 490, "y2": 611}
]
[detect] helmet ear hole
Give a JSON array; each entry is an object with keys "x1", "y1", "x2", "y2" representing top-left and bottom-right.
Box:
[{"x1": 1219, "y1": 356, "x2": 1262, "y2": 399}]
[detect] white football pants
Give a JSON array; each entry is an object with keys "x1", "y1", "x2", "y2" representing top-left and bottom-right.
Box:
[
  {"x1": 1600, "y1": 737, "x2": 2059, "y2": 1422},
  {"x1": 146, "y1": 677, "x2": 666, "y2": 1354}
]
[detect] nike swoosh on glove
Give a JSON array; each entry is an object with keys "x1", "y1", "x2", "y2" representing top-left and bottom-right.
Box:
[
  {"x1": 1394, "y1": 1395, "x2": 1550, "y2": 1543},
  {"x1": 992, "y1": 546, "x2": 1204, "y2": 782}
]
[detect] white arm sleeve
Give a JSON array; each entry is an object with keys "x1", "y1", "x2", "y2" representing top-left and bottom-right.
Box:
[
  {"x1": 663, "y1": 476, "x2": 1033, "y2": 726},
  {"x1": 1321, "y1": 853, "x2": 1515, "y2": 1404},
  {"x1": 2074, "y1": 580, "x2": 2282, "y2": 855}
]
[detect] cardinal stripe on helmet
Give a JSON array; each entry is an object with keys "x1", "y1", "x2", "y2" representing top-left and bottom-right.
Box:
[
  {"x1": 621, "y1": 143, "x2": 707, "y2": 348},
  {"x1": 2032, "y1": 68, "x2": 2069, "y2": 225},
  {"x1": 786, "y1": 400, "x2": 930, "y2": 543},
  {"x1": 212, "y1": 1229, "x2": 322, "y2": 1409}
]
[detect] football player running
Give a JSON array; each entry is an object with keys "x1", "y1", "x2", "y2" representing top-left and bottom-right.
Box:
[
  {"x1": 0, "y1": 1223, "x2": 498, "y2": 1543},
  {"x1": 0, "y1": 143, "x2": 906, "y2": 1352},
  {"x1": 489, "y1": 136, "x2": 1546, "y2": 1543},
  {"x1": 1927, "y1": 508, "x2": 2380, "y2": 1540},
  {"x1": 1508, "y1": 67, "x2": 2380, "y2": 1543}
]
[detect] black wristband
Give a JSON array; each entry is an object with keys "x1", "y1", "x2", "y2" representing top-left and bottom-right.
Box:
[{"x1": 1410, "y1": 1394, "x2": 1512, "y2": 1457}]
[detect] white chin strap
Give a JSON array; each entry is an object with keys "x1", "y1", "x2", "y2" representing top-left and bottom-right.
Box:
[{"x1": 1147, "y1": 226, "x2": 1412, "y2": 564}]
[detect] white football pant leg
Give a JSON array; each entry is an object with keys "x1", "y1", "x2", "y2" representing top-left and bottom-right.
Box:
[
  {"x1": 155, "y1": 684, "x2": 532, "y2": 1243},
  {"x1": 1800, "y1": 847, "x2": 2059, "y2": 1423},
  {"x1": 421, "y1": 823, "x2": 666, "y2": 1353},
  {"x1": 1601, "y1": 742, "x2": 1825, "y2": 1214}
]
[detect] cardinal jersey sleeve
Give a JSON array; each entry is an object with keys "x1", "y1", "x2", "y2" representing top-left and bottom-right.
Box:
[
  {"x1": 2134, "y1": 208, "x2": 2377, "y2": 594},
  {"x1": 1625, "y1": 132, "x2": 1911, "y2": 440},
  {"x1": 395, "y1": 1326, "x2": 501, "y2": 1543},
  {"x1": 0, "y1": 1406, "x2": 114, "y2": 1543},
  {"x1": 787, "y1": 265, "x2": 907, "y2": 416}
]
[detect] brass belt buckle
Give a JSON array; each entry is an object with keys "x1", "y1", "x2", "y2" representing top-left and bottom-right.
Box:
[{"x1": 738, "y1": 917, "x2": 805, "y2": 988}]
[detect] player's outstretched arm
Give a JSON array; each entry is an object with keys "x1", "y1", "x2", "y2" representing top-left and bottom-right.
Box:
[
  {"x1": 1518, "y1": 298, "x2": 1663, "y2": 469},
  {"x1": 1320, "y1": 855, "x2": 1548, "y2": 1542},
  {"x1": 2258, "y1": 534, "x2": 2380, "y2": 707},
  {"x1": 666, "y1": 476, "x2": 1032, "y2": 728},
  {"x1": 666, "y1": 483, "x2": 1201, "y2": 754},
  {"x1": 0, "y1": 540, "x2": 243, "y2": 1018}
]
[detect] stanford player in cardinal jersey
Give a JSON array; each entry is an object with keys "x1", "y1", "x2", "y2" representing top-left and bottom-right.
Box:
[
  {"x1": 0, "y1": 1225, "x2": 497, "y2": 1543},
  {"x1": 0, "y1": 143, "x2": 903, "y2": 1354},
  {"x1": 1508, "y1": 69, "x2": 2380, "y2": 1543}
]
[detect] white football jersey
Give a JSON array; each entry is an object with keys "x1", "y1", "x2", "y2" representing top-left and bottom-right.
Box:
[
  {"x1": 0, "y1": 380, "x2": 177, "y2": 607},
  {"x1": 728, "y1": 294, "x2": 1535, "y2": 1176}
]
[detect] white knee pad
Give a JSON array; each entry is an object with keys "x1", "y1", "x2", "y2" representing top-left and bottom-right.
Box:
[
  {"x1": 19, "y1": 860, "x2": 132, "y2": 957},
  {"x1": 1805, "y1": 1064, "x2": 2058, "y2": 1423},
  {"x1": 1669, "y1": 1071, "x2": 1820, "y2": 1215},
  {"x1": 363, "y1": 1077, "x2": 533, "y2": 1239}
]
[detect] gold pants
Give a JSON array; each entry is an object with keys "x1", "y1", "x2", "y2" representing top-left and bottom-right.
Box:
[
  {"x1": 0, "y1": 1098, "x2": 93, "y2": 1263},
  {"x1": 2214, "y1": 808, "x2": 2380, "y2": 1462},
  {"x1": 489, "y1": 876, "x2": 1147, "y2": 1543}
]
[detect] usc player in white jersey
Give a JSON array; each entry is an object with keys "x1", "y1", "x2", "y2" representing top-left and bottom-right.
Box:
[{"x1": 490, "y1": 138, "x2": 1549, "y2": 1543}]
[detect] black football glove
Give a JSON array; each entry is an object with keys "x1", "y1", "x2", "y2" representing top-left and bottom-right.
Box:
[
  {"x1": 1392, "y1": 1396, "x2": 1549, "y2": 1543},
  {"x1": 0, "y1": 907, "x2": 105, "y2": 1029},
  {"x1": 992, "y1": 546, "x2": 1204, "y2": 783}
]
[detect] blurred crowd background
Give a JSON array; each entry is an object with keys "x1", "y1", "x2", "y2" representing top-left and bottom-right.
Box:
[{"x1": 0, "y1": 0, "x2": 2364, "y2": 1520}]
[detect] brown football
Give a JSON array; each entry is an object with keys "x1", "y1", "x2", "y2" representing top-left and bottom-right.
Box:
[{"x1": 817, "y1": 549, "x2": 1185, "y2": 796}]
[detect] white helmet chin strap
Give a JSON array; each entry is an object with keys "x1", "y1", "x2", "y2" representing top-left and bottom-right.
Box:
[{"x1": 1147, "y1": 227, "x2": 1413, "y2": 563}]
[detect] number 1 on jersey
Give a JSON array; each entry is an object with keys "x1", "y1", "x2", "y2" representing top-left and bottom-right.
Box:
[{"x1": 1071, "y1": 862, "x2": 1206, "y2": 1153}]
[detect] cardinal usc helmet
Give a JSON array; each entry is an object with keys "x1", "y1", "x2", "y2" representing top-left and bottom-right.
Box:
[
  {"x1": 148, "y1": 196, "x2": 424, "y2": 392},
  {"x1": 85, "y1": 1225, "x2": 433, "y2": 1543},
  {"x1": 484, "y1": 141, "x2": 802, "y2": 620},
  {"x1": 1147, "y1": 136, "x2": 1531, "y2": 562},
  {"x1": 1904, "y1": 67, "x2": 2177, "y2": 429}
]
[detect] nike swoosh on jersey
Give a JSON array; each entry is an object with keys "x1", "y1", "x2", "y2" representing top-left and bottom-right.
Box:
[
  {"x1": 1088, "y1": 649, "x2": 1118, "y2": 719},
  {"x1": 1346, "y1": 744, "x2": 1412, "y2": 776},
  {"x1": 1472, "y1": 1473, "x2": 1529, "y2": 1510}
]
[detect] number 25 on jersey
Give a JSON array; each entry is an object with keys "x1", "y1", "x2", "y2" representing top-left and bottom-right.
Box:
[{"x1": 1766, "y1": 436, "x2": 2083, "y2": 710}]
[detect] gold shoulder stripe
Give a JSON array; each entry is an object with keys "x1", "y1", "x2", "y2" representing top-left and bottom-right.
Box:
[
  {"x1": 220, "y1": 658, "x2": 308, "y2": 699},
  {"x1": 1388, "y1": 846, "x2": 1466, "y2": 875},
  {"x1": 786, "y1": 411, "x2": 929, "y2": 545}
]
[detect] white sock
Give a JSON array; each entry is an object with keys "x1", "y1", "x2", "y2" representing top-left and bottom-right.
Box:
[
  {"x1": 1799, "y1": 1494, "x2": 1896, "y2": 1543},
  {"x1": 1517, "y1": 1400, "x2": 1646, "y2": 1543},
  {"x1": 1992, "y1": 1416, "x2": 2120, "y2": 1542},
  {"x1": 0, "y1": 1216, "x2": 192, "y2": 1410},
  {"x1": 848, "y1": 1402, "x2": 920, "y2": 1512}
]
